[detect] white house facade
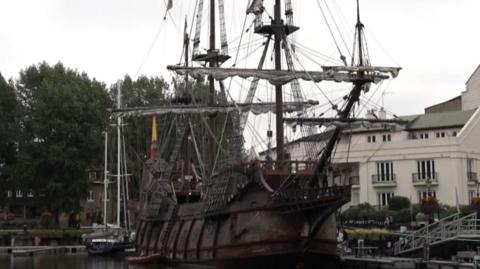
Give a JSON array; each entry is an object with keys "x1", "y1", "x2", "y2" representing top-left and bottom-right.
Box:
[{"x1": 274, "y1": 65, "x2": 480, "y2": 209}]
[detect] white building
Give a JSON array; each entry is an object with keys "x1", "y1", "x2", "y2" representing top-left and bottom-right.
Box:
[{"x1": 277, "y1": 65, "x2": 480, "y2": 208}]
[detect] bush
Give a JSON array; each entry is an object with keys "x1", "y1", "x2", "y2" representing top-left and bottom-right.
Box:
[
  {"x1": 388, "y1": 196, "x2": 411, "y2": 211},
  {"x1": 460, "y1": 205, "x2": 474, "y2": 216},
  {"x1": 438, "y1": 204, "x2": 457, "y2": 219},
  {"x1": 39, "y1": 212, "x2": 54, "y2": 229},
  {"x1": 395, "y1": 208, "x2": 412, "y2": 224}
]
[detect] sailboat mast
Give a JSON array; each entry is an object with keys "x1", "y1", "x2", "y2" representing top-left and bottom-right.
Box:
[
  {"x1": 274, "y1": 0, "x2": 284, "y2": 164},
  {"x1": 116, "y1": 85, "x2": 122, "y2": 227},
  {"x1": 103, "y1": 131, "x2": 108, "y2": 226},
  {"x1": 208, "y1": 0, "x2": 216, "y2": 175}
]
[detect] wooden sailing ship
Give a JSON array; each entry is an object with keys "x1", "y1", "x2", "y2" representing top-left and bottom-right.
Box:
[{"x1": 114, "y1": 0, "x2": 401, "y2": 267}]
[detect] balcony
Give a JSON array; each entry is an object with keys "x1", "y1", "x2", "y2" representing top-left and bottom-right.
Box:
[
  {"x1": 372, "y1": 174, "x2": 397, "y2": 187},
  {"x1": 467, "y1": 172, "x2": 478, "y2": 185},
  {"x1": 412, "y1": 173, "x2": 439, "y2": 186},
  {"x1": 350, "y1": 176, "x2": 360, "y2": 188}
]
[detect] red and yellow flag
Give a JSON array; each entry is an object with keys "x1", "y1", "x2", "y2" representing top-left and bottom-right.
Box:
[{"x1": 150, "y1": 116, "x2": 158, "y2": 159}]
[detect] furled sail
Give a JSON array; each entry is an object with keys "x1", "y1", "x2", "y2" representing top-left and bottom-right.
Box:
[
  {"x1": 167, "y1": 65, "x2": 401, "y2": 86},
  {"x1": 284, "y1": 117, "x2": 408, "y2": 129},
  {"x1": 110, "y1": 101, "x2": 318, "y2": 118}
]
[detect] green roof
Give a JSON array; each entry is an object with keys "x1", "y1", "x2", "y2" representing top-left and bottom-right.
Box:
[{"x1": 403, "y1": 109, "x2": 476, "y2": 130}]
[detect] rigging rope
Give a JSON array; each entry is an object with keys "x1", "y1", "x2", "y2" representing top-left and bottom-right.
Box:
[
  {"x1": 316, "y1": 0, "x2": 347, "y2": 66},
  {"x1": 133, "y1": 19, "x2": 166, "y2": 79},
  {"x1": 189, "y1": 119, "x2": 207, "y2": 180},
  {"x1": 284, "y1": 38, "x2": 335, "y2": 108},
  {"x1": 323, "y1": 0, "x2": 352, "y2": 59}
]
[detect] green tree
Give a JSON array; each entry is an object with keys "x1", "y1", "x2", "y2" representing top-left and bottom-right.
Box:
[
  {"x1": 14, "y1": 62, "x2": 110, "y2": 222},
  {"x1": 110, "y1": 75, "x2": 169, "y2": 199},
  {"x1": 0, "y1": 73, "x2": 19, "y2": 204}
]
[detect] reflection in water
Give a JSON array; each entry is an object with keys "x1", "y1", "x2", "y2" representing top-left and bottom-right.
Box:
[
  {"x1": 0, "y1": 254, "x2": 166, "y2": 269},
  {"x1": 0, "y1": 254, "x2": 344, "y2": 269}
]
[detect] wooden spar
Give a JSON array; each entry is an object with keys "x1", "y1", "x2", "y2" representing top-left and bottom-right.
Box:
[{"x1": 283, "y1": 117, "x2": 408, "y2": 125}]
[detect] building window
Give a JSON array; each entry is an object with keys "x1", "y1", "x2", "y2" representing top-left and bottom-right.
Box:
[
  {"x1": 467, "y1": 159, "x2": 475, "y2": 173},
  {"x1": 87, "y1": 191, "x2": 94, "y2": 202},
  {"x1": 375, "y1": 162, "x2": 395, "y2": 182},
  {"x1": 352, "y1": 191, "x2": 360, "y2": 206},
  {"x1": 382, "y1": 134, "x2": 391, "y2": 142},
  {"x1": 367, "y1": 135, "x2": 376, "y2": 143},
  {"x1": 7, "y1": 190, "x2": 12, "y2": 198},
  {"x1": 89, "y1": 171, "x2": 95, "y2": 182},
  {"x1": 435, "y1": 132, "x2": 446, "y2": 138},
  {"x1": 419, "y1": 133, "x2": 429, "y2": 139},
  {"x1": 467, "y1": 159, "x2": 477, "y2": 181},
  {"x1": 416, "y1": 160, "x2": 436, "y2": 181},
  {"x1": 27, "y1": 191, "x2": 34, "y2": 198},
  {"x1": 418, "y1": 191, "x2": 436, "y2": 202},
  {"x1": 16, "y1": 190, "x2": 23, "y2": 198},
  {"x1": 377, "y1": 192, "x2": 394, "y2": 208},
  {"x1": 469, "y1": 191, "x2": 476, "y2": 202},
  {"x1": 452, "y1": 131, "x2": 457, "y2": 137}
]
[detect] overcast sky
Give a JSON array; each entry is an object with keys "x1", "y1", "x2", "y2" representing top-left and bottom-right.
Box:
[{"x1": 1, "y1": 0, "x2": 480, "y2": 118}]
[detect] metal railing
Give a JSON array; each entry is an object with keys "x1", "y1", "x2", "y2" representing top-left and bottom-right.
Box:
[
  {"x1": 412, "y1": 173, "x2": 438, "y2": 183},
  {"x1": 372, "y1": 174, "x2": 397, "y2": 185},
  {"x1": 393, "y1": 212, "x2": 480, "y2": 256},
  {"x1": 468, "y1": 172, "x2": 478, "y2": 182},
  {"x1": 350, "y1": 176, "x2": 360, "y2": 185},
  {"x1": 352, "y1": 246, "x2": 378, "y2": 257}
]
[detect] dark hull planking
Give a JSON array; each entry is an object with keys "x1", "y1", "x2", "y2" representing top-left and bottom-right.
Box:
[{"x1": 135, "y1": 169, "x2": 350, "y2": 267}]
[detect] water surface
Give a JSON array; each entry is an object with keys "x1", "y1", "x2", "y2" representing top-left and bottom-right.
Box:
[{"x1": 0, "y1": 254, "x2": 159, "y2": 269}]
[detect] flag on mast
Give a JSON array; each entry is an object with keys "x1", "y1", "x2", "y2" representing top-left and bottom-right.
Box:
[
  {"x1": 246, "y1": 0, "x2": 264, "y2": 15},
  {"x1": 164, "y1": 0, "x2": 173, "y2": 20},
  {"x1": 150, "y1": 116, "x2": 158, "y2": 159}
]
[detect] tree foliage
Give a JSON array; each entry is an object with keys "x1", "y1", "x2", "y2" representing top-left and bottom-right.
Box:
[
  {"x1": 0, "y1": 73, "x2": 19, "y2": 204},
  {"x1": 388, "y1": 196, "x2": 411, "y2": 211},
  {"x1": 13, "y1": 62, "x2": 110, "y2": 216},
  {"x1": 110, "y1": 75, "x2": 169, "y2": 198}
]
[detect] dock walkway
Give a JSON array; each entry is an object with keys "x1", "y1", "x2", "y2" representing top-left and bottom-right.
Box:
[
  {"x1": 394, "y1": 213, "x2": 480, "y2": 256},
  {"x1": 0, "y1": 245, "x2": 86, "y2": 256}
]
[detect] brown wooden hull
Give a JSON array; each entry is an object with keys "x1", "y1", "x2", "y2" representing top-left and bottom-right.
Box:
[{"x1": 135, "y1": 183, "x2": 349, "y2": 267}]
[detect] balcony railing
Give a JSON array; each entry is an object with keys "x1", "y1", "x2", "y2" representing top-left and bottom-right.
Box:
[
  {"x1": 372, "y1": 174, "x2": 397, "y2": 185},
  {"x1": 467, "y1": 172, "x2": 478, "y2": 183},
  {"x1": 349, "y1": 176, "x2": 360, "y2": 185},
  {"x1": 412, "y1": 173, "x2": 438, "y2": 184}
]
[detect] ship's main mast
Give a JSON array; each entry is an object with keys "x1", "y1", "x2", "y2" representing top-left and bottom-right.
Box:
[
  {"x1": 255, "y1": 0, "x2": 299, "y2": 165},
  {"x1": 191, "y1": 0, "x2": 231, "y2": 176},
  {"x1": 208, "y1": 0, "x2": 216, "y2": 176},
  {"x1": 273, "y1": 0, "x2": 284, "y2": 165}
]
